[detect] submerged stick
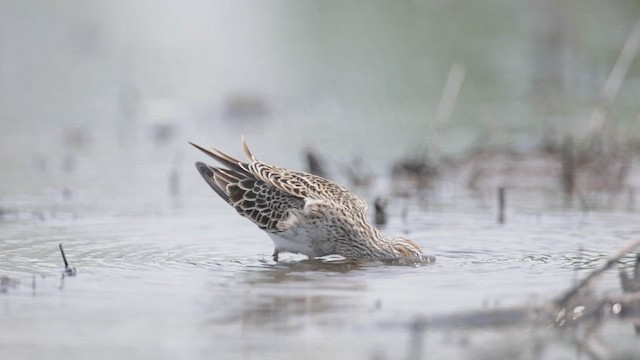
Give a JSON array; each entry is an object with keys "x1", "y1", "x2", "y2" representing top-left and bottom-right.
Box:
[
  {"x1": 555, "y1": 237, "x2": 640, "y2": 308},
  {"x1": 497, "y1": 187, "x2": 506, "y2": 224},
  {"x1": 561, "y1": 136, "x2": 575, "y2": 197},
  {"x1": 169, "y1": 168, "x2": 180, "y2": 197},
  {"x1": 401, "y1": 198, "x2": 410, "y2": 234},
  {"x1": 59, "y1": 244, "x2": 69, "y2": 269},
  {"x1": 59, "y1": 243, "x2": 77, "y2": 277},
  {"x1": 374, "y1": 197, "x2": 388, "y2": 226}
]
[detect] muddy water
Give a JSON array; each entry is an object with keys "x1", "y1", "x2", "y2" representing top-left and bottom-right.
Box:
[{"x1": 1, "y1": 143, "x2": 639, "y2": 360}]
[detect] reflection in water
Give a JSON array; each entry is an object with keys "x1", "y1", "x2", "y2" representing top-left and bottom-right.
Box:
[
  {"x1": 215, "y1": 291, "x2": 354, "y2": 330},
  {"x1": 206, "y1": 259, "x2": 368, "y2": 329}
]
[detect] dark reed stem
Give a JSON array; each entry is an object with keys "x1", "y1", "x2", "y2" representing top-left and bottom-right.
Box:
[
  {"x1": 497, "y1": 187, "x2": 505, "y2": 224},
  {"x1": 555, "y1": 237, "x2": 640, "y2": 308},
  {"x1": 59, "y1": 244, "x2": 69, "y2": 269}
]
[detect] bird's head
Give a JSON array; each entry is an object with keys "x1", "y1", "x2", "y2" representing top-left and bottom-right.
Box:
[{"x1": 389, "y1": 237, "x2": 423, "y2": 257}]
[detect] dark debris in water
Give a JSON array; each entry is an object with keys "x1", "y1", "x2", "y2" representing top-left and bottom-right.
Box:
[
  {"x1": 0, "y1": 276, "x2": 20, "y2": 294},
  {"x1": 395, "y1": 306, "x2": 548, "y2": 331},
  {"x1": 59, "y1": 244, "x2": 77, "y2": 278},
  {"x1": 373, "y1": 240, "x2": 640, "y2": 360},
  {"x1": 380, "y1": 290, "x2": 640, "y2": 360}
]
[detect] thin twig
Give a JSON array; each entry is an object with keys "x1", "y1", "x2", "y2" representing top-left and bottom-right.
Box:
[
  {"x1": 59, "y1": 243, "x2": 69, "y2": 269},
  {"x1": 430, "y1": 62, "x2": 466, "y2": 156},
  {"x1": 433, "y1": 62, "x2": 466, "y2": 132},
  {"x1": 589, "y1": 17, "x2": 640, "y2": 135},
  {"x1": 555, "y1": 237, "x2": 640, "y2": 307}
]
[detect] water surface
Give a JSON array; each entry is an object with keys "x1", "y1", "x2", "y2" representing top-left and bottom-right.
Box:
[{"x1": 1, "y1": 166, "x2": 639, "y2": 359}]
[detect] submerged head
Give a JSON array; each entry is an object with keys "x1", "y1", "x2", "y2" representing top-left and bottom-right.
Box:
[{"x1": 389, "y1": 237, "x2": 423, "y2": 257}]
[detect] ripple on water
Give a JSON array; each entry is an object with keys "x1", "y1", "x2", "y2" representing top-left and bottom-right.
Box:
[{"x1": 1, "y1": 188, "x2": 640, "y2": 359}]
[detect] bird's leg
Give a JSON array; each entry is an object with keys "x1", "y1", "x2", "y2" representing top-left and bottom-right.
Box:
[{"x1": 272, "y1": 249, "x2": 280, "y2": 262}]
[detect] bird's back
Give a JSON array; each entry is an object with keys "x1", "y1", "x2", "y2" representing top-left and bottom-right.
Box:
[
  {"x1": 191, "y1": 139, "x2": 422, "y2": 260},
  {"x1": 191, "y1": 140, "x2": 366, "y2": 233}
]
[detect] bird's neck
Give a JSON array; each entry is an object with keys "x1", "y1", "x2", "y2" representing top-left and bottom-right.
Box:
[{"x1": 358, "y1": 220, "x2": 401, "y2": 258}]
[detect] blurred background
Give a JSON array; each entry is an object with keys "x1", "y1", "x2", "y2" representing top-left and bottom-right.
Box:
[
  {"x1": 2, "y1": 2, "x2": 640, "y2": 359},
  {"x1": 2, "y1": 0, "x2": 640, "y2": 170}
]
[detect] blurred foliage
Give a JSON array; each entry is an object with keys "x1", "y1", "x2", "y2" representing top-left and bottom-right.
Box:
[{"x1": 1, "y1": 0, "x2": 640, "y2": 156}]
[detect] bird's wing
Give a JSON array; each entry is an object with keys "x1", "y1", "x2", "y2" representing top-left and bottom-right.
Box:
[
  {"x1": 195, "y1": 162, "x2": 305, "y2": 232},
  {"x1": 248, "y1": 162, "x2": 368, "y2": 213},
  {"x1": 191, "y1": 139, "x2": 368, "y2": 213}
]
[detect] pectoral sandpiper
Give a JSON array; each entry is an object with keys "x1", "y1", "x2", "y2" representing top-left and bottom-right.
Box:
[{"x1": 190, "y1": 138, "x2": 423, "y2": 261}]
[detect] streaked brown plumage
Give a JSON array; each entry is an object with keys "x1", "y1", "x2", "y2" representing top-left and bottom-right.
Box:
[{"x1": 190, "y1": 138, "x2": 423, "y2": 261}]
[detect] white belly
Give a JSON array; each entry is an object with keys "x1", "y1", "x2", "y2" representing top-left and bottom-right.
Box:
[
  {"x1": 266, "y1": 205, "x2": 340, "y2": 258},
  {"x1": 267, "y1": 230, "x2": 321, "y2": 258}
]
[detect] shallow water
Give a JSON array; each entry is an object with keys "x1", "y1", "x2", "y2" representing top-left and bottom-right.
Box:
[
  {"x1": 1, "y1": 143, "x2": 640, "y2": 360},
  {"x1": 3, "y1": 0, "x2": 640, "y2": 357},
  {"x1": 1, "y1": 200, "x2": 638, "y2": 358}
]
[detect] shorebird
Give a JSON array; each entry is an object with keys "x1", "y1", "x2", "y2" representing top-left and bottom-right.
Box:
[{"x1": 190, "y1": 138, "x2": 423, "y2": 261}]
